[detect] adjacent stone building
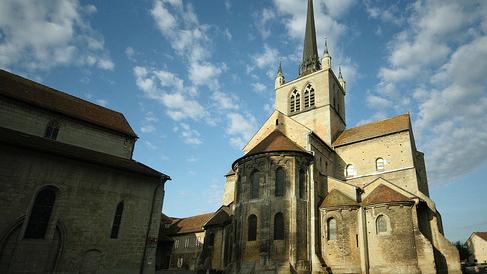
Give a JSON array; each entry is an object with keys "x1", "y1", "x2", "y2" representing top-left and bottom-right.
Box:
[
  {"x1": 0, "y1": 69, "x2": 170, "y2": 274},
  {"x1": 159, "y1": 1, "x2": 461, "y2": 273},
  {"x1": 467, "y1": 232, "x2": 487, "y2": 264}
]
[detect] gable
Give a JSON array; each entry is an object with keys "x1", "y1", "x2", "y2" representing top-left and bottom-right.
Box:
[
  {"x1": 362, "y1": 184, "x2": 412, "y2": 206},
  {"x1": 319, "y1": 189, "x2": 358, "y2": 209},
  {"x1": 243, "y1": 110, "x2": 312, "y2": 154},
  {"x1": 246, "y1": 129, "x2": 306, "y2": 156}
]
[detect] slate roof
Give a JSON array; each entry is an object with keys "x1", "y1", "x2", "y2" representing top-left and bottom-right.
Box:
[
  {"x1": 0, "y1": 127, "x2": 165, "y2": 179},
  {"x1": 474, "y1": 232, "x2": 487, "y2": 241},
  {"x1": 319, "y1": 189, "x2": 359, "y2": 208},
  {"x1": 0, "y1": 69, "x2": 137, "y2": 137},
  {"x1": 168, "y1": 213, "x2": 214, "y2": 235},
  {"x1": 246, "y1": 129, "x2": 306, "y2": 156},
  {"x1": 362, "y1": 184, "x2": 412, "y2": 206},
  {"x1": 333, "y1": 114, "x2": 410, "y2": 147}
]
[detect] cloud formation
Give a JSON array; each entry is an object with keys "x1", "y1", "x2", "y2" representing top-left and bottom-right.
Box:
[
  {"x1": 368, "y1": 0, "x2": 487, "y2": 183},
  {"x1": 0, "y1": 0, "x2": 113, "y2": 72}
]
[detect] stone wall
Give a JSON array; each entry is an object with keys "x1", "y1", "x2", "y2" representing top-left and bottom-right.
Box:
[
  {"x1": 0, "y1": 98, "x2": 134, "y2": 158},
  {"x1": 0, "y1": 144, "x2": 162, "y2": 274}
]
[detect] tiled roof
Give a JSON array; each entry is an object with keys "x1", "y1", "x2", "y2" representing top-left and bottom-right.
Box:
[
  {"x1": 362, "y1": 184, "x2": 412, "y2": 206},
  {"x1": 474, "y1": 232, "x2": 487, "y2": 241},
  {"x1": 319, "y1": 189, "x2": 358, "y2": 208},
  {"x1": 0, "y1": 127, "x2": 165, "y2": 179},
  {"x1": 169, "y1": 213, "x2": 214, "y2": 235},
  {"x1": 333, "y1": 114, "x2": 410, "y2": 147},
  {"x1": 161, "y1": 213, "x2": 173, "y2": 224},
  {"x1": 0, "y1": 69, "x2": 137, "y2": 137},
  {"x1": 246, "y1": 129, "x2": 306, "y2": 156}
]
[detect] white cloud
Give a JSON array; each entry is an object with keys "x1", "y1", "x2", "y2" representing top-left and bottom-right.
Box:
[
  {"x1": 189, "y1": 61, "x2": 222, "y2": 86},
  {"x1": 226, "y1": 112, "x2": 258, "y2": 148},
  {"x1": 0, "y1": 0, "x2": 113, "y2": 72},
  {"x1": 252, "y1": 83, "x2": 267, "y2": 93},
  {"x1": 174, "y1": 123, "x2": 202, "y2": 145},
  {"x1": 141, "y1": 125, "x2": 156, "y2": 134},
  {"x1": 252, "y1": 44, "x2": 279, "y2": 70},
  {"x1": 255, "y1": 8, "x2": 276, "y2": 39},
  {"x1": 369, "y1": 0, "x2": 487, "y2": 183},
  {"x1": 133, "y1": 66, "x2": 207, "y2": 121}
]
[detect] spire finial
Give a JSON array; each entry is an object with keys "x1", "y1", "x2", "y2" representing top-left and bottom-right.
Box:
[
  {"x1": 324, "y1": 37, "x2": 329, "y2": 55},
  {"x1": 299, "y1": 0, "x2": 320, "y2": 77},
  {"x1": 338, "y1": 66, "x2": 343, "y2": 79},
  {"x1": 277, "y1": 59, "x2": 283, "y2": 76}
]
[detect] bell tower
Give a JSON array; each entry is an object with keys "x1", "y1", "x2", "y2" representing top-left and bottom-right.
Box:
[{"x1": 274, "y1": 0, "x2": 346, "y2": 145}]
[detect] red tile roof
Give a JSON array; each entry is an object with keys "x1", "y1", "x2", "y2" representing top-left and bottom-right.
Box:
[
  {"x1": 319, "y1": 189, "x2": 359, "y2": 208},
  {"x1": 169, "y1": 213, "x2": 214, "y2": 235},
  {"x1": 474, "y1": 232, "x2": 487, "y2": 241},
  {"x1": 0, "y1": 127, "x2": 165, "y2": 179},
  {"x1": 246, "y1": 129, "x2": 306, "y2": 156},
  {"x1": 333, "y1": 114, "x2": 410, "y2": 147},
  {"x1": 362, "y1": 184, "x2": 412, "y2": 206},
  {"x1": 0, "y1": 69, "x2": 137, "y2": 137}
]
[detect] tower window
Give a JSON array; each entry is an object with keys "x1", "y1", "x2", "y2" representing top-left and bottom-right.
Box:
[
  {"x1": 44, "y1": 120, "x2": 60, "y2": 140},
  {"x1": 304, "y1": 84, "x2": 315, "y2": 108},
  {"x1": 290, "y1": 89, "x2": 300, "y2": 113},
  {"x1": 24, "y1": 187, "x2": 57, "y2": 239},
  {"x1": 110, "y1": 201, "x2": 124, "y2": 239},
  {"x1": 376, "y1": 215, "x2": 389, "y2": 234},
  {"x1": 299, "y1": 169, "x2": 306, "y2": 199},
  {"x1": 346, "y1": 164, "x2": 356, "y2": 178},
  {"x1": 251, "y1": 171, "x2": 259, "y2": 199},
  {"x1": 248, "y1": 214, "x2": 257, "y2": 241},
  {"x1": 376, "y1": 158, "x2": 385, "y2": 171},
  {"x1": 327, "y1": 218, "x2": 337, "y2": 241},
  {"x1": 275, "y1": 167, "x2": 285, "y2": 197},
  {"x1": 274, "y1": 212, "x2": 284, "y2": 240}
]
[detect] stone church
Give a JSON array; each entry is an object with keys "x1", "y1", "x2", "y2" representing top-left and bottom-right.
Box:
[
  {"x1": 0, "y1": 69, "x2": 169, "y2": 273},
  {"x1": 163, "y1": 0, "x2": 462, "y2": 273}
]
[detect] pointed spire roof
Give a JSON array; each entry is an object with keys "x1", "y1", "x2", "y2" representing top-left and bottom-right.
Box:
[
  {"x1": 338, "y1": 66, "x2": 343, "y2": 79},
  {"x1": 300, "y1": 0, "x2": 321, "y2": 77},
  {"x1": 277, "y1": 61, "x2": 283, "y2": 76},
  {"x1": 323, "y1": 38, "x2": 329, "y2": 56}
]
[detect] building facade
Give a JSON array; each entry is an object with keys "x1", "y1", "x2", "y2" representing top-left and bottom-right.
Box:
[
  {"x1": 158, "y1": 1, "x2": 461, "y2": 273},
  {"x1": 0, "y1": 69, "x2": 169, "y2": 274},
  {"x1": 467, "y1": 232, "x2": 487, "y2": 264}
]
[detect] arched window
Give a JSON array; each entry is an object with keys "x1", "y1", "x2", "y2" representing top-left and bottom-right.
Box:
[
  {"x1": 304, "y1": 84, "x2": 315, "y2": 108},
  {"x1": 327, "y1": 218, "x2": 337, "y2": 241},
  {"x1": 110, "y1": 202, "x2": 124, "y2": 239},
  {"x1": 24, "y1": 187, "x2": 57, "y2": 239},
  {"x1": 376, "y1": 158, "x2": 385, "y2": 171},
  {"x1": 274, "y1": 212, "x2": 284, "y2": 240},
  {"x1": 275, "y1": 167, "x2": 285, "y2": 197},
  {"x1": 290, "y1": 89, "x2": 300, "y2": 113},
  {"x1": 346, "y1": 164, "x2": 355, "y2": 178},
  {"x1": 248, "y1": 214, "x2": 257, "y2": 241},
  {"x1": 299, "y1": 169, "x2": 306, "y2": 199},
  {"x1": 251, "y1": 171, "x2": 259, "y2": 199},
  {"x1": 376, "y1": 215, "x2": 389, "y2": 234},
  {"x1": 44, "y1": 120, "x2": 60, "y2": 140}
]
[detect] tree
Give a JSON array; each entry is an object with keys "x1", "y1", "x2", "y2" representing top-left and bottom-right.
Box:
[{"x1": 454, "y1": 241, "x2": 471, "y2": 261}]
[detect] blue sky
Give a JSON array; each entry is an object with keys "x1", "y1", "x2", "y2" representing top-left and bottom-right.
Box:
[{"x1": 1, "y1": 0, "x2": 486, "y2": 242}]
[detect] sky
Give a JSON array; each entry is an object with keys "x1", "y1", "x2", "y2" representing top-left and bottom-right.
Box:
[{"x1": 1, "y1": 0, "x2": 486, "y2": 242}]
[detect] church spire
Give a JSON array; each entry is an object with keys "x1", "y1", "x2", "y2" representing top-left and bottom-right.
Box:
[
  {"x1": 321, "y1": 38, "x2": 331, "y2": 70},
  {"x1": 275, "y1": 60, "x2": 285, "y2": 89},
  {"x1": 300, "y1": 0, "x2": 320, "y2": 77}
]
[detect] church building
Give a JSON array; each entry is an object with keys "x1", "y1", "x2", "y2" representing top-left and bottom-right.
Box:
[
  {"x1": 167, "y1": 0, "x2": 461, "y2": 273},
  {"x1": 0, "y1": 69, "x2": 169, "y2": 274}
]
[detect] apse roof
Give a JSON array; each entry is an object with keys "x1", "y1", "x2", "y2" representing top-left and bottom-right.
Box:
[
  {"x1": 0, "y1": 69, "x2": 137, "y2": 137},
  {"x1": 333, "y1": 114, "x2": 410, "y2": 147},
  {"x1": 246, "y1": 129, "x2": 306, "y2": 156}
]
